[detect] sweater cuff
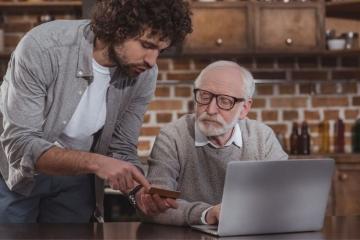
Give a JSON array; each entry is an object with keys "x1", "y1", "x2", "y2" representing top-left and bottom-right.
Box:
[{"x1": 200, "y1": 206, "x2": 213, "y2": 224}]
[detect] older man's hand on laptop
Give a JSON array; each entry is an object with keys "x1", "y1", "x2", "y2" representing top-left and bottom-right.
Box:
[{"x1": 206, "y1": 204, "x2": 221, "y2": 225}]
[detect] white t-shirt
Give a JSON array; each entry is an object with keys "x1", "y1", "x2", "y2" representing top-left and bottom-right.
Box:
[{"x1": 56, "y1": 59, "x2": 114, "y2": 151}]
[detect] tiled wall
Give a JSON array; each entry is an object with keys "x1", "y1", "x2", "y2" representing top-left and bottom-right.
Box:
[{"x1": 138, "y1": 56, "x2": 360, "y2": 158}]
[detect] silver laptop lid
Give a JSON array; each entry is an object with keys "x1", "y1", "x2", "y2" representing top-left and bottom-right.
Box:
[{"x1": 218, "y1": 159, "x2": 335, "y2": 237}]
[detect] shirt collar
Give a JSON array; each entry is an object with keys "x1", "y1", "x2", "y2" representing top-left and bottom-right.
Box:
[{"x1": 195, "y1": 121, "x2": 242, "y2": 149}]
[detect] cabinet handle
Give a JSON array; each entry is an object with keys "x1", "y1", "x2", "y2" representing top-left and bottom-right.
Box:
[
  {"x1": 216, "y1": 38, "x2": 223, "y2": 46},
  {"x1": 338, "y1": 173, "x2": 348, "y2": 181},
  {"x1": 285, "y1": 38, "x2": 293, "y2": 46}
]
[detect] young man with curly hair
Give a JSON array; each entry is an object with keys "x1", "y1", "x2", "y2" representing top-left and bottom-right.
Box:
[{"x1": 0, "y1": 0, "x2": 192, "y2": 223}]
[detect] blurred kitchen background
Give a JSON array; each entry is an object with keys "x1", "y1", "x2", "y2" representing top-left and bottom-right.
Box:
[{"x1": 0, "y1": 0, "x2": 359, "y2": 220}]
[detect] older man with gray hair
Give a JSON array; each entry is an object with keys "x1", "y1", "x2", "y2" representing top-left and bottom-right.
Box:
[{"x1": 141, "y1": 60, "x2": 288, "y2": 226}]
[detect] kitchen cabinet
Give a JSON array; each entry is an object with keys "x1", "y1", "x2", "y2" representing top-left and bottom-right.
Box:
[
  {"x1": 333, "y1": 159, "x2": 360, "y2": 216},
  {"x1": 254, "y1": 1, "x2": 325, "y2": 52},
  {"x1": 182, "y1": 1, "x2": 325, "y2": 54},
  {"x1": 292, "y1": 154, "x2": 360, "y2": 216},
  {"x1": 182, "y1": 1, "x2": 252, "y2": 54}
]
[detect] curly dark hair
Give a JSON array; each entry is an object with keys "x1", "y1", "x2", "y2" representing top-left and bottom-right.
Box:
[{"x1": 91, "y1": 0, "x2": 192, "y2": 47}]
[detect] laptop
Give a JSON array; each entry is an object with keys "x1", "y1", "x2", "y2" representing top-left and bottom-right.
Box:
[{"x1": 191, "y1": 159, "x2": 335, "y2": 237}]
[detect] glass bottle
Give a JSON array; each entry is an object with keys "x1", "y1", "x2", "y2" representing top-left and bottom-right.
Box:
[
  {"x1": 290, "y1": 122, "x2": 299, "y2": 155},
  {"x1": 299, "y1": 121, "x2": 311, "y2": 155},
  {"x1": 319, "y1": 121, "x2": 330, "y2": 154},
  {"x1": 334, "y1": 118, "x2": 345, "y2": 153},
  {"x1": 352, "y1": 119, "x2": 360, "y2": 153}
]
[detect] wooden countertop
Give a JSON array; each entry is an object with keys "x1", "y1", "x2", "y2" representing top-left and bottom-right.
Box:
[
  {"x1": 290, "y1": 153, "x2": 360, "y2": 164},
  {"x1": 0, "y1": 217, "x2": 359, "y2": 239}
]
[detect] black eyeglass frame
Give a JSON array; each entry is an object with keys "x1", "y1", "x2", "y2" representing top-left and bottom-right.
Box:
[{"x1": 193, "y1": 88, "x2": 245, "y2": 111}]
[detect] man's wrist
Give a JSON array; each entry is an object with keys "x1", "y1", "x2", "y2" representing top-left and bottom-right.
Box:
[{"x1": 127, "y1": 185, "x2": 143, "y2": 208}]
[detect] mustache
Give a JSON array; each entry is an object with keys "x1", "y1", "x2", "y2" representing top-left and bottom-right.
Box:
[{"x1": 198, "y1": 113, "x2": 225, "y2": 125}]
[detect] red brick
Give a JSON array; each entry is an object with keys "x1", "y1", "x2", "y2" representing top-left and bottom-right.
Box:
[
  {"x1": 193, "y1": 59, "x2": 212, "y2": 70},
  {"x1": 167, "y1": 72, "x2": 199, "y2": 81},
  {"x1": 345, "y1": 123, "x2": 354, "y2": 133},
  {"x1": 312, "y1": 97, "x2": 349, "y2": 107},
  {"x1": 175, "y1": 86, "x2": 192, "y2": 97},
  {"x1": 138, "y1": 140, "x2": 151, "y2": 151},
  {"x1": 345, "y1": 109, "x2": 359, "y2": 119},
  {"x1": 252, "y1": 71, "x2": 286, "y2": 80},
  {"x1": 279, "y1": 84, "x2": 296, "y2": 95},
  {"x1": 271, "y1": 97, "x2": 307, "y2": 108},
  {"x1": 298, "y1": 56, "x2": 319, "y2": 68},
  {"x1": 247, "y1": 111, "x2": 258, "y2": 120},
  {"x1": 320, "y1": 82, "x2": 337, "y2": 94},
  {"x1": 156, "y1": 113, "x2": 172, "y2": 123},
  {"x1": 140, "y1": 127, "x2": 160, "y2": 136},
  {"x1": 157, "y1": 59, "x2": 170, "y2": 71},
  {"x1": 304, "y1": 111, "x2": 320, "y2": 121},
  {"x1": 188, "y1": 101, "x2": 195, "y2": 113},
  {"x1": 283, "y1": 110, "x2": 298, "y2": 121},
  {"x1": 299, "y1": 83, "x2": 316, "y2": 94},
  {"x1": 267, "y1": 124, "x2": 288, "y2": 134},
  {"x1": 143, "y1": 114, "x2": 151, "y2": 123},
  {"x1": 278, "y1": 57, "x2": 295, "y2": 69},
  {"x1": 149, "y1": 100, "x2": 183, "y2": 110},
  {"x1": 4, "y1": 22, "x2": 33, "y2": 33},
  {"x1": 256, "y1": 57, "x2": 275, "y2": 69},
  {"x1": 256, "y1": 84, "x2": 273, "y2": 95},
  {"x1": 235, "y1": 57, "x2": 253, "y2": 68},
  {"x1": 251, "y1": 98, "x2": 266, "y2": 108},
  {"x1": 261, "y1": 111, "x2": 278, "y2": 121},
  {"x1": 332, "y1": 70, "x2": 360, "y2": 81},
  {"x1": 324, "y1": 110, "x2": 339, "y2": 120},
  {"x1": 173, "y1": 59, "x2": 190, "y2": 70},
  {"x1": 341, "y1": 82, "x2": 358, "y2": 94},
  {"x1": 321, "y1": 56, "x2": 338, "y2": 68},
  {"x1": 155, "y1": 86, "x2": 170, "y2": 97},
  {"x1": 308, "y1": 123, "x2": 319, "y2": 134},
  {"x1": 341, "y1": 56, "x2": 360, "y2": 68},
  {"x1": 177, "y1": 112, "x2": 188, "y2": 119},
  {"x1": 5, "y1": 34, "x2": 23, "y2": 47},
  {"x1": 292, "y1": 71, "x2": 328, "y2": 81},
  {"x1": 353, "y1": 97, "x2": 360, "y2": 106}
]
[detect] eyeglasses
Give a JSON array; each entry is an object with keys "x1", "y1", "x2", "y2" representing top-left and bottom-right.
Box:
[{"x1": 193, "y1": 89, "x2": 245, "y2": 111}]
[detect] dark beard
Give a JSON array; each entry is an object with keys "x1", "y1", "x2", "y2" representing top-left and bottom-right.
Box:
[{"x1": 107, "y1": 44, "x2": 133, "y2": 77}]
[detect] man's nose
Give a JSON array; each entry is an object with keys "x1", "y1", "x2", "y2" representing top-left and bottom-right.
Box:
[
  {"x1": 206, "y1": 97, "x2": 219, "y2": 115},
  {"x1": 144, "y1": 49, "x2": 159, "y2": 68}
]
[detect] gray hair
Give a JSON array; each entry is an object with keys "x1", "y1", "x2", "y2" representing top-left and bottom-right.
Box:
[{"x1": 194, "y1": 60, "x2": 255, "y2": 99}]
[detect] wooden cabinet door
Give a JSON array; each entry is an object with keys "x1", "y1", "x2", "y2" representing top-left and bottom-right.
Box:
[
  {"x1": 182, "y1": 2, "x2": 252, "y2": 54},
  {"x1": 334, "y1": 164, "x2": 360, "y2": 216},
  {"x1": 254, "y1": 3, "x2": 325, "y2": 52}
]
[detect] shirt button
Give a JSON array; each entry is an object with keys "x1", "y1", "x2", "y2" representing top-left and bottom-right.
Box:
[
  {"x1": 78, "y1": 70, "x2": 83, "y2": 76},
  {"x1": 62, "y1": 120, "x2": 67, "y2": 125},
  {"x1": 78, "y1": 90, "x2": 83, "y2": 95}
]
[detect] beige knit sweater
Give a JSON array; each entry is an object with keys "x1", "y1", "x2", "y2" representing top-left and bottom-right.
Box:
[{"x1": 144, "y1": 114, "x2": 288, "y2": 226}]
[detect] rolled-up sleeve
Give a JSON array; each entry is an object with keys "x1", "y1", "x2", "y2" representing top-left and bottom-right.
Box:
[{"x1": 0, "y1": 34, "x2": 55, "y2": 195}]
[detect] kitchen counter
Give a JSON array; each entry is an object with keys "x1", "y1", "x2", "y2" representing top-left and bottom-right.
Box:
[
  {"x1": 290, "y1": 153, "x2": 360, "y2": 164},
  {"x1": 1, "y1": 216, "x2": 360, "y2": 239}
]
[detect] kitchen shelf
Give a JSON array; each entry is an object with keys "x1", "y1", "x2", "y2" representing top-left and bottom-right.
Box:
[
  {"x1": 0, "y1": 0, "x2": 81, "y2": 11},
  {"x1": 326, "y1": 0, "x2": 360, "y2": 20}
]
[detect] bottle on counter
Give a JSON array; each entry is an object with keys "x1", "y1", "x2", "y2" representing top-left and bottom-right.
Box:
[
  {"x1": 0, "y1": 14, "x2": 4, "y2": 52},
  {"x1": 299, "y1": 121, "x2": 311, "y2": 155},
  {"x1": 319, "y1": 120, "x2": 330, "y2": 154},
  {"x1": 334, "y1": 118, "x2": 345, "y2": 153},
  {"x1": 352, "y1": 119, "x2": 360, "y2": 153},
  {"x1": 290, "y1": 122, "x2": 299, "y2": 155}
]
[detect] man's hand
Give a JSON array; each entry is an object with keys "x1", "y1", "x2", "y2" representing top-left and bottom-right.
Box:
[
  {"x1": 36, "y1": 147, "x2": 149, "y2": 194},
  {"x1": 206, "y1": 204, "x2": 221, "y2": 225},
  {"x1": 135, "y1": 187, "x2": 178, "y2": 216},
  {"x1": 91, "y1": 155, "x2": 150, "y2": 193}
]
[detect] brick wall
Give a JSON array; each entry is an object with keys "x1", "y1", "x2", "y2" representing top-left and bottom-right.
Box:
[
  {"x1": 139, "y1": 56, "x2": 360, "y2": 158},
  {"x1": 0, "y1": 4, "x2": 359, "y2": 160}
]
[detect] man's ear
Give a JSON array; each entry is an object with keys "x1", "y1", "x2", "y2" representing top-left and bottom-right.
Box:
[{"x1": 239, "y1": 99, "x2": 253, "y2": 120}]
